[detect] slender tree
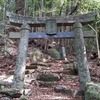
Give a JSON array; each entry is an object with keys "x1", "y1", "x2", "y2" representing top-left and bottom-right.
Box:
[{"x1": 15, "y1": 0, "x2": 25, "y2": 15}]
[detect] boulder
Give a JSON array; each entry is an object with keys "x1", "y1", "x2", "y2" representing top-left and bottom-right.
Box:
[
  {"x1": 54, "y1": 85, "x2": 67, "y2": 93},
  {"x1": 30, "y1": 48, "x2": 45, "y2": 62},
  {"x1": 20, "y1": 95, "x2": 28, "y2": 100},
  {"x1": 0, "y1": 89, "x2": 22, "y2": 98},
  {"x1": 0, "y1": 97, "x2": 11, "y2": 100},
  {"x1": 37, "y1": 72, "x2": 61, "y2": 81},
  {"x1": 48, "y1": 48, "x2": 60, "y2": 59},
  {"x1": 34, "y1": 81, "x2": 54, "y2": 87},
  {"x1": 63, "y1": 62, "x2": 78, "y2": 75},
  {"x1": 54, "y1": 85, "x2": 73, "y2": 96},
  {"x1": 85, "y1": 82, "x2": 100, "y2": 100}
]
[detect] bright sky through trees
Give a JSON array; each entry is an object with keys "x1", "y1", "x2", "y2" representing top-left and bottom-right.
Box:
[{"x1": 94, "y1": 0, "x2": 100, "y2": 2}]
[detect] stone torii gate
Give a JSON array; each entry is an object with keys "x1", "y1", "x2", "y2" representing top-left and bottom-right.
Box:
[{"x1": 7, "y1": 11, "x2": 97, "y2": 91}]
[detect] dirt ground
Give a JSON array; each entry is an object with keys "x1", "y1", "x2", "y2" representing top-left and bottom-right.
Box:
[{"x1": 0, "y1": 43, "x2": 100, "y2": 100}]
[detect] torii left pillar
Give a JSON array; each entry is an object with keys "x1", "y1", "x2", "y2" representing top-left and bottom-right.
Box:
[{"x1": 12, "y1": 23, "x2": 30, "y2": 89}]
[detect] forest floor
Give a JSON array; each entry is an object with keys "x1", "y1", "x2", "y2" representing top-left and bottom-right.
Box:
[{"x1": 0, "y1": 42, "x2": 100, "y2": 100}]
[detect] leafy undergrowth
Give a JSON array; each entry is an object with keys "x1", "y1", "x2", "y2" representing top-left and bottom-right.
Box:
[{"x1": 0, "y1": 44, "x2": 100, "y2": 100}]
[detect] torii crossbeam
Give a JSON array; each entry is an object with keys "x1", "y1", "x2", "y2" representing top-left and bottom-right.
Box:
[
  {"x1": 7, "y1": 11, "x2": 97, "y2": 27},
  {"x1": 7, "y1": 11, "x2": 97, "y2": 39},
  {"x1": 8, "y1": 11, "x2": 97, "y2": 89}
]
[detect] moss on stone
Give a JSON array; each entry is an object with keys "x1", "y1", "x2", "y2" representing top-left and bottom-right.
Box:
[
  {"x1": 37, "y1": 72, "x2": 61, "y2": 81},
  {"x1": 85, "y1": 82, "x2": 100, "y2": 100},
  {"x1": 48, "y1": 48, "x2": 60, "y2": 59},
  {"x1": 20, "y1": 95, "x2": 28, "y2": 100}
]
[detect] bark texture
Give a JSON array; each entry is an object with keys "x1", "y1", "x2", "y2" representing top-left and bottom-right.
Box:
[{"x1": 15, "y1": 0, "x2": 25, "y2": 15}]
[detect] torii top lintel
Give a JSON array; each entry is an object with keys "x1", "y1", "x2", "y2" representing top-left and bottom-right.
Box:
[{"x1": 6, "y1": 11, "x2": 97, "y2": 27}]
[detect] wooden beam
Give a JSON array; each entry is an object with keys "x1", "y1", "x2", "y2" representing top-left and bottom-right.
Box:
[
  {"x1": 9, "y1": 30, "x2": 95, "y2": 39},
  {"x1": 6, "y1": 11, "x2": 97, "y2": 27}
]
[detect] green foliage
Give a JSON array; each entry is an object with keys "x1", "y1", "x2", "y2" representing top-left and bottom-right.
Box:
[
  {"x1": 0, "y1": 0, "x2": 99, "y2": 17},
  {"x1": 0, "y1": 0, "x2": 3, "y2": 5},
  {"x1": 80, "y1": 0, "x2": 100, "y2": 13}
]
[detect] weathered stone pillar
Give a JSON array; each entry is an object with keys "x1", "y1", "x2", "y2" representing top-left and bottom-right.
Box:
[
  {"x1": 12, "y1": 23, "x2": 30, "y2": 89},
  {"x1": 73, "y1": 22, "x2": 91, "y2": 91}
]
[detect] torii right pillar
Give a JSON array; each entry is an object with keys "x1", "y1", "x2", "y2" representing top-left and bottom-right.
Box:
[{"x1": 73, "y1": 22, "x2": 91, "y2": 91}]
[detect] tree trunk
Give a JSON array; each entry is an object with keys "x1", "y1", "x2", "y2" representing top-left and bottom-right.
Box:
[
  {"x1": 98, "y1": 30, "x2": 100, "y2": 53},
  {"x1": 31, "y1": 0, "x2": 35, "y2": 16},
  {"x1": 39, "y1": 0, "x2": 44, "y2": 17},
  {"x1": 15, "y1": 0, "x2": 25, "y2": 15}
]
